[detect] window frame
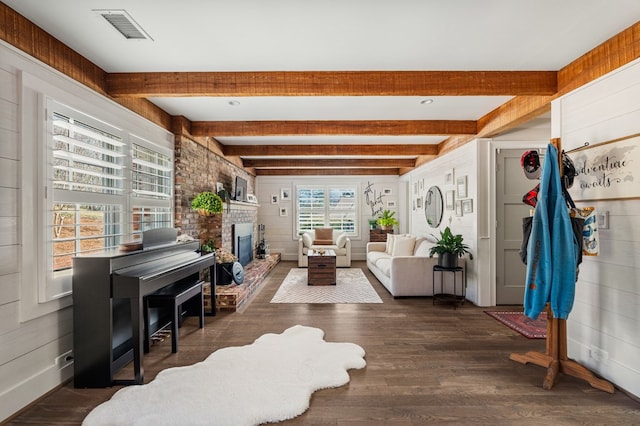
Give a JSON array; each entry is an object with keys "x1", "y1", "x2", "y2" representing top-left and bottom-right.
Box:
[
  {"x1": 295, "y1": 184, "x2": 359, "y2": 238},
  {"x1": 39, "y1": 99, "x2": 174, "y2": 303}
]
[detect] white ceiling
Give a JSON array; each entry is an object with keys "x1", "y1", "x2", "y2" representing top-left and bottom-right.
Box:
[{"x1": 5, "y1": 0, "x2": 640, "y2": 169}]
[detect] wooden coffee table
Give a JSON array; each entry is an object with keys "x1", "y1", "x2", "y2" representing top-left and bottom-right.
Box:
[{"x1": 307, "y1": 249, "x2": 336, "y2": 286}]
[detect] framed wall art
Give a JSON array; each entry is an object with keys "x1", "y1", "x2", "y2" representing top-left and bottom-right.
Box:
[
  {"x1": 271, "y1": 194, "x2": 279, "y2": 204},
  {"x1": 567, "y1": 134, "x2": 640, "y2": 201},
  {"x1": 445, "y1": 190, "x2": 455, "y2": 210},
  {"x1": 456, "y1": 175, "x2": 467, "y2": 199},
  {"x1": 455, "y1": 200, "x2": 463, "y2": 217},
  {"x1": 444, "y1": 169, "x2": 455, "y2": 185},
  {"x1": 462, "y1": 199, "x2": 473, "y2": 214},
  {"x1": 280, "y1": 188, "x2": 291, "y2": 201}
]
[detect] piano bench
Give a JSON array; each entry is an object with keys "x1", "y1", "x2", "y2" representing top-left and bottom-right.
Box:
[{"x1": 144, "y1": 280, "x2": 204, "y2": 354}]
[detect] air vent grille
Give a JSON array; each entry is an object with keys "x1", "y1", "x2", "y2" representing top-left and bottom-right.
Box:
[{"x1": 94, "y1": 9, "x2": 153, "y2": 41}]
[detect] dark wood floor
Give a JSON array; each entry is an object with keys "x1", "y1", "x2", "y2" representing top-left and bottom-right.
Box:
[{"x1": 7, "y1": 261, "x2": 640, "y2": 425}]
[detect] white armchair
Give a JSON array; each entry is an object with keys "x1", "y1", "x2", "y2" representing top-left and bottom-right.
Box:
[{"x1": 298, "y1": 228, "x2": 351, "y2": 267}]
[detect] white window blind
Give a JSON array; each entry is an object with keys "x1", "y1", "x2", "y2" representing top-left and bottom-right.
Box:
[
  {"x1": 52, "y1": 114, "x2": 125, "y2": 194},
  {"x1": 43, "y1": 101, "x2": 174, "y2": 302},
  {"x1": 132, "y1": 143, "x2": 172, "y2": 199},
  {"x1": 296, "y1": 185, "x2": 358, "y2": 235},
  {"x1": 52, "y1": 203, "x2": 123, "y2": 271},
  {"x1": 131, "y1": 207, "x2": 173, "y2": 239}
]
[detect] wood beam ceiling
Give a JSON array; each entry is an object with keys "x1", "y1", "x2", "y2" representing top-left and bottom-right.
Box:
[
  {"x1": 255, "y1": 168, "x2": 400, "y2": 176},
  {"x1": 223, "y1": 144, "x2": 438, "y2": 157},
  {"x1": 3, "y1": 3, "x2": 639, "y2": 177},
  {"x1": 106, "y1": 70, "x2": 557, "y2": 97},
  {"x1": 191, "y1": 120, "x2": 476, "y2": 137},
  {"x1": 243, "y1": 158, "x2": 416, "y2": 168}
]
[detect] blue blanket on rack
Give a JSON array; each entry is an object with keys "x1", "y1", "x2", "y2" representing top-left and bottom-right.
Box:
[{"x1": 524, "y1": 144, "x2": 580, "y2": 320}]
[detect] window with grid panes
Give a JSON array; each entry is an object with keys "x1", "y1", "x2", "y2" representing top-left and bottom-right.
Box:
[
  {"x1": 47, "y1": 101, "x2": 173, "y2": 300},
  {"x1": 296, "y1": 185, "x2": 358, "y2": 236}
]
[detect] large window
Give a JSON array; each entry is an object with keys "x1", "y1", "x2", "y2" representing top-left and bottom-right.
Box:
[
  {"x1": 45, "y1": 101, "x2": 174, "y2": 300},
  {"x1": 296, "y1": 185, "x2": 358, "y2": 236}
]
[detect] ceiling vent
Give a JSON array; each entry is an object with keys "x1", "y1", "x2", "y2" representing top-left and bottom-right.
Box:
[{"x1": 94, "y1": 9, "x2": 153, "y2": 41}]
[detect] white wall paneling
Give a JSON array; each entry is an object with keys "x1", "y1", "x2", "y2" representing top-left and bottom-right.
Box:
[
  {"x1": 256, "y1": 175, "x2": 399, "y2": 262},
  {"x1": 0, "y1": 40, "x2": 173, "y2": 422},
  {"x1": 554, "y1": 59, "x2": 640, "y2": 398}
]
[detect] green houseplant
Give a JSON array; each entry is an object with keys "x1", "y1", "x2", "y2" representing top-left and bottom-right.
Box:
[
  {"x1": 428, "y1": 226, "x2": 473, "y2": 268},
  {"x1": 191, "y1": 191, "x2": 223, "y2": 216},
  {"x1": 377, "y1": 209, "x2": 399, "y2": 230}
]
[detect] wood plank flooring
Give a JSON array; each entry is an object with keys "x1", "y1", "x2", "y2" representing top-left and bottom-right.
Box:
[{"x1": 7, "y1": 261, "x2": 640, "y2": 425}]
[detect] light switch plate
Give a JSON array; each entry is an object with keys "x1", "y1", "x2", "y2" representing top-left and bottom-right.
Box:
[{"x1": 597, "y1": 211, "x2": 609, "y2": 229}]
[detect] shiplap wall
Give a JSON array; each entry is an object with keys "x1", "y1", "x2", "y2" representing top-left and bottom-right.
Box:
[
  {"x1": 403, "y1": 142, "x2": 480, "y2": 304},
  {"x1": 0, "y1": 41, "x2": 174, "y2": 422},
  {"x1": 553, "y1": 59, "x2": 640, "y2": 397},
  {"x1": 255, "y1": 175, "x2": 400, "y2": 262},
  {"x1": 0, "y1": 45, "x2": 67, "y2": 423}
]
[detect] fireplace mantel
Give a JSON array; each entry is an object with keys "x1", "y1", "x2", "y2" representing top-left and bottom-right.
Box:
[{"x1": 228, "y1": 200, "x2": 260, "y2": 211}]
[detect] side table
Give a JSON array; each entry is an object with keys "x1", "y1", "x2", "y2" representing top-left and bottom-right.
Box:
[{"x1": 432, "y1": 265, "x2": 465, "y2": 308}]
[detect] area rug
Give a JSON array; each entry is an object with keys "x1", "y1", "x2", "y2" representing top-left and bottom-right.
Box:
[
  {"x1": 83, "y1": 325, "x2": 366, "y2": 426},
  {"x1": 484, "y1": 310, "x2": 547, "y2": 339},
  {"x1": 270, "y1": 268, "x2": 383, "y2": 304}
]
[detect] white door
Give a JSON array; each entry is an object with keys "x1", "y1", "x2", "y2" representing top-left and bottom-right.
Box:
[{"x1": 495, "y1": 148, "x2": 543, "y2": 305}]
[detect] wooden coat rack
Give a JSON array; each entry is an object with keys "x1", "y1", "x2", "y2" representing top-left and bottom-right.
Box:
[{"x1": 509, "y1": 138, "x2": 614, "y2": 394}]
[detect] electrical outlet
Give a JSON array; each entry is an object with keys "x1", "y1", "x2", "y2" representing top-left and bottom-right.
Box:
[
  {"x1": 589, "y1": 346, "x2": 609, "y2": 363},
  {"x1": 597, "y1": 211, "x2": 609, "y2": 229},
  {"x1": 55, "y1": 350, "x2": 74, "y2": 369}
]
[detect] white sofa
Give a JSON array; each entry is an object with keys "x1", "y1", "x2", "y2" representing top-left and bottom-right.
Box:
[
  {"x1": 298, "y1": 228, "x2": 351, "y2": 267},
  {"x1": 366, "y1": 234, "x2": 466, "y2": 297}
]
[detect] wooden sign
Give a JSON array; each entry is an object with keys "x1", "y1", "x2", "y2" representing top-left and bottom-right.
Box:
[{"x1": 568, "y1": 134, "x2": 640, "y2": 201}]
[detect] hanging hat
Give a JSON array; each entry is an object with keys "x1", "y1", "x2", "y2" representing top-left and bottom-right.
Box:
[
  {"x1": 520, "y1": 150, "x2": 541, "y2": 180},
  {"x1": 561, "y1": 151, "x2": 576, "y2": 188},
  {"x1": 522, "y1": 183, "x2": 540, "y2": 207}
]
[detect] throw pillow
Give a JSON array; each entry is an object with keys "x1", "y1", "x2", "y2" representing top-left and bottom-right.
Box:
[
  {"x1": 302, "y1": 232, "x2": 313, "y2": 248},
  {"x1": 385, "y1": 233, "x2": 395, "y2": 254},
  {"x1": 392, "y1": 236, "x2": 416, "y2": 257},
  {"x1": 314, "y1": 228, "x2": 333, "y2": 241},
  {"x1": 335, "y1": 233, "x2": 348, "y2": 248},
  {"x1": 413, "y1": 239, "x2": 432, "y2": 257}
]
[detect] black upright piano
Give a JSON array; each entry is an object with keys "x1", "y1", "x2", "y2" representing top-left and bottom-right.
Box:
[{"x1": 72, "y1": 229, "x2": 215, "y2": 388}]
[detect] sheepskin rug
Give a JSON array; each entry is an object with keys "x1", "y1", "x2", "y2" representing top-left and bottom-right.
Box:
[{"x1": 83, "y1": 325, "x2": 366, "y2": 425}]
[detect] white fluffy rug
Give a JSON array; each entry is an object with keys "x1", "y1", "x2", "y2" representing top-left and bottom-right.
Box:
[
  {"x1": 270, "y1": 268, "x2": 383, "y2": 304},
  {"x1": 83, "y1": 325, "x2": 366, "y2": 426}
]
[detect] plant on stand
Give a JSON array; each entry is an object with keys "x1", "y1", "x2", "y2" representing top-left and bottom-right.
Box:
[
  {"x1": 428, "y1": 226, "x2": 473, "y2": 269},
  {"x1": 377, "y1": 209, "x2": 399, "y2": 230}
]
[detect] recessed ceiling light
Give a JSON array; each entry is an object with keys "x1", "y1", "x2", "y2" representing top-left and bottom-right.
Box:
[
  {"x1": 228, "y1": 100, "x2": 241, "y2": 106},
  {"x1": 420, "y1": 99, "x2": 434, "y2": 105}
]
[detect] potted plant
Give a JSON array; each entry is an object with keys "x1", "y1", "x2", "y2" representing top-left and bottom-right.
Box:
[
  {"x1": 377, "y1": 209, "x2": 399, "y2": 230},
  {"x1": 200, "y1": 239, "x2": 216, "y2": 254},
  {"x1": 368, "y1": 218, "x2": 378, "y2": 230},
  {"x1": 428, "y1": 226, "x2": 473, "y2": 268},
  {"x1": 214, "y1": 248, "x2": 238, "y2": 285},
  {"x1": 191, "y1": 191, "x2": 223, "y2": 216}
]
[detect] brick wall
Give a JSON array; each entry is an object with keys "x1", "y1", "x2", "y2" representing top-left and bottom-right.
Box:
[{"x1": 174, "y1": 135, "x2": 255, "y2": 252}]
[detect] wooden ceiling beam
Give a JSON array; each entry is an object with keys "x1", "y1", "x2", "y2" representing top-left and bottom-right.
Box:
[
  {"x1": 224, "y1": 144, "x2": 437, "y2": 156},
  {"x1": 192, "y1": 120, "x2": 476, "y2": 136},
  {"x1": 256, "y1": 168, "x2": 400, "y2": 176},
  {"x1": 243, "y1": 158, "x2": 416, "y2": 168},
  {"x1": 106, "y1": 70, "x2": 557, "y2": 97}
]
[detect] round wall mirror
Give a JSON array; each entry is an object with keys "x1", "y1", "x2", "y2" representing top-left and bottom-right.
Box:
[{"x1": 424, "y1": 186, "x2": 443, "y2": 228}]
